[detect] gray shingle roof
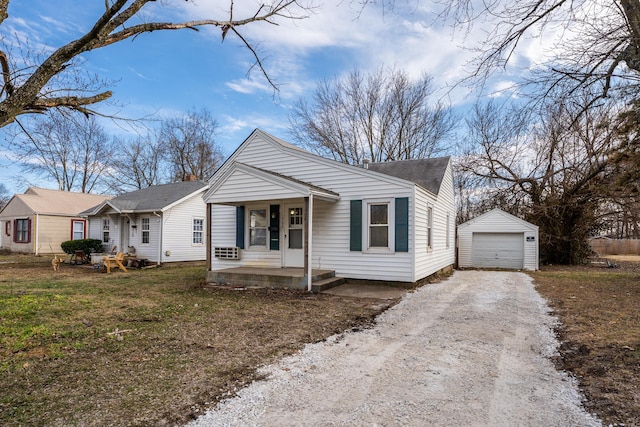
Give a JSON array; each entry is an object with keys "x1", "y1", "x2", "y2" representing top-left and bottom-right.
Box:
[
  {"x1": 366, "y1": 156, "x2": 450, "y2": 195},
  {"x1": 107, "y1": 181, "x2": 207, "y2": 212}
]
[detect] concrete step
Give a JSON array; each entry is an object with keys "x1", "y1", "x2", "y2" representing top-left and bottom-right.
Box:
[{"x1": 311, "y1": 276, "x2": 345, "y2": 293}]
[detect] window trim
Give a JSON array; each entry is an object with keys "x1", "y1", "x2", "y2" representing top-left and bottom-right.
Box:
[
  {"x1": 102, "y1": 218, "x2": 110, "y2": 244},
  {"x1": 247, "y1": 206, "x2": 269, "y2": 250},
  {"x1": 427, "y1": 206, "x2": 433, "y2": 251},
  {"x1": 5, "y1": 221, "x2": 10, "y2": 236},
  {"x1": 192, "y1": 217, "x2": 204, "y2": 246},
  {"x1": 141, "y1": 217, "x2": 150, "y2": 245},
  {"x1": 14, "y1": 218, "x2": 31, "y2": 243},
  {"x1": 71, "y1": 219, "x2": 86, "y2": 241},
  {"x1": 446, "y1": 212, "x2": 450, "y2": 249},
  {"x1": 362, "y1": 199, "x2": 395, "y2": 253}
]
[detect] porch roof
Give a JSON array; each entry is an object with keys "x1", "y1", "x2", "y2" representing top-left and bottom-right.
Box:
[{"x1": 206, "y1": 162, "x2": 340, "y2": 205}]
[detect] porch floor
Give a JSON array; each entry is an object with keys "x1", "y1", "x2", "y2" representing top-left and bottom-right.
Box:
[
  {"x1": 207, "y1": 267, "x2": 343, "y2": 292},
  {"x1": 213, "y1": 267, "x2": 333, "y2": 277}
]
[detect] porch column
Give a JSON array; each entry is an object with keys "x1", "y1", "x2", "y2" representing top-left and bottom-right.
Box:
[{"x1": 305, "y1": 194, "x2": 314, "y2": 292}]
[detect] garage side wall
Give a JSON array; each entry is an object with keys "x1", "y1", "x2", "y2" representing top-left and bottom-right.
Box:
[{"x1": 457, "y1": 210, "x2": 538, "y2": 271}]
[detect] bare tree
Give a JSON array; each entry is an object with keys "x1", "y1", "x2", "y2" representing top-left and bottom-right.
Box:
[
  {"x1": 0, "y1": 0, "x2": 313, "y2": 127},
  {"x1": 458, "y1": 95, "x2": 629, "y2": 264},
  {"x1": 9, "y1": 111, "x2": 114, "y2": 193},
  {"x1": 160, "y1": 108, "x2": 224, "y2": 182},
  {"x1": 434, "y1": 0, "x2": 640, "y2": 107},
  {"x1": 105, "y1": 134, "x2": 163, "y2": 194},
  {"x1": 0, "y1": 183, "x2": 10, "y2": 209},
  {"x1": 288, "y1": 67, "x2": 455, "y2": 165}
]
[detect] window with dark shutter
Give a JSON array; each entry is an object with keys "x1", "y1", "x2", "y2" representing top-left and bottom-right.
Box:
[
  {"x1": 350, "y1": 200, "x2": 362, "y2": 251},
  {"x1": 395, "y1": 197, "x2": 409, "y2": 252}
]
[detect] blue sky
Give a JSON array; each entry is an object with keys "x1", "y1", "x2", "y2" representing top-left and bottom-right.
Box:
[{"x1": 0, "y1": 0, "x2": 541, "y2": 196}]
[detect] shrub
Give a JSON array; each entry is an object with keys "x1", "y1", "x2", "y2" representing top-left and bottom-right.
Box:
[{"x1": 60, "y1": 239, "x2": 104, "y2": 255}]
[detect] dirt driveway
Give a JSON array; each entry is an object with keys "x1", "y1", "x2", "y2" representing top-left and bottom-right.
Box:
[{"x1": 188, "y1": 271, "x2": 601, "y2": 426}]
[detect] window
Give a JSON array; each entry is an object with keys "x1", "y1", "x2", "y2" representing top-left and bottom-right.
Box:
[
  {"x1": 193, "y1": 218, "x2": 204, "y2": 245},
  {"x1": 15, "y1": 219, "x2": 30, "y2": 243},
  {"x1": 427, "y1": 207, "x2": 433, "y2": 249},
  {"x1": 102, "y1": 219, "x2": 110, "y2": 243},
  {"x1": 368, "y1": 203, "x2": 389, "y2": 248},
  {"x1": 71, "y1": 220, "x2": 85, "y2": 240},
  {"x1": 288, "y1": 207, "x2": 303, "y2": 249},
  {"x1": 446, "y1": 213, "x2": 450, "y2": 249},
  {"x1": 249, "y1": 209, "x2": 267, "y2": 247},
  {"x1": 141, "y1": 218, "x2": 150, "y2": 244}
]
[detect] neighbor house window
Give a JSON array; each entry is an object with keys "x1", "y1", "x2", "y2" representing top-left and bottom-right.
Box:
[
  {"x1": 249, "y1": 209, "x2": 267, "y2": 247},
  {"x1": 71, "y1": 220, "x2": 85, "y2": 240},
  {"x1": 141, "y1": 218, "x2": 150, "y2": 244},
  {"x1": 368, "y1": 203, "x2": 389, "y2": 248},
  {"x1": 193, "y1": 218, "x2": 204, "y2": 245},
  {"x1": 427, "y1": 207, "x2": 433, "y2": 249},
  {"x1": 14, "y1": 218, "x2": 30, "y2": 243},
  {"x1": 102, "y1": 219, "x2": 110, "y2": 243}
]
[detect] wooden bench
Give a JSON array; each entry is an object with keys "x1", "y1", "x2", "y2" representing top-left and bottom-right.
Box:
[{"x1": 104, "y1": 252, "x2": 128, "y2": 274}]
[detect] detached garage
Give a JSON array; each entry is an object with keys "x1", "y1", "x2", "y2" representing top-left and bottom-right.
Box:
[{"x1": 457, "y1": 209, "x2": 539, "y2": 270}]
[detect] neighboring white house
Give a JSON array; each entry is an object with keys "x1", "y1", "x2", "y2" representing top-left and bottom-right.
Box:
[
  {"x1": 457, "y1": 208, "x2": 539, "y2": 270},
  {"x1": 0, "y1": 187, "x2": 111, "y2": 254},
  {"x1": 202, "y1": 129, "x2": 456, "y2": 289},
  {"x1": 82, "y1": 181, "x2": 209, "y2": 264}
]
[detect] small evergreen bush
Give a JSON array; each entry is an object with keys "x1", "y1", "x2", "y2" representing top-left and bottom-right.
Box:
[{"x1": 60, "y1": 239, "x2": 103, "y2": 255}]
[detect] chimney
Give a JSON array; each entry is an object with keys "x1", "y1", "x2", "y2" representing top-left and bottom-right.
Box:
[
  {"x1": 363, "y1": 159, "x2": 370, "y2": 169},
  {"x1": 184, "y1": 174, "x2": 198, "y2": 182}
]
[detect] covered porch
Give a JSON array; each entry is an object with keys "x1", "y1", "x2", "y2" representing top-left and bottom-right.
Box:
[
  {"x1": 205, "y1": 162, "x2": 341, "y2": 291},
  {"x1": 207, "y1": 267, "x2": 344, "y2": 293}
]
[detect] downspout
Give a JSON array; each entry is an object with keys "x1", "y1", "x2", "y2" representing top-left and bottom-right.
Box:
[
  {"x1": 153, "y1": 211, "x2": 162, "y2": 265},
  {"x1": 206, "y1": 203, "x2": 212, "y2": 272},
  {"x1": 307, "y1": 194, "x2": 314, "y2": 292},
  {"x1": 34, "y1": 213, "x2": 39, "y2": 255}
]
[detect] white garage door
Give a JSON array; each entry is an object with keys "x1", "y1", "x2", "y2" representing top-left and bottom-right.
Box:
[{"x1": 471, "y1": 232, "x2": 524, "y2": 269}]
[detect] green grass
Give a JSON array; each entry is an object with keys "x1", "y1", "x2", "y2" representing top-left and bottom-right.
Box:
[{"x1": 0, "y1": 257, "x2": 389, "y2": 426}]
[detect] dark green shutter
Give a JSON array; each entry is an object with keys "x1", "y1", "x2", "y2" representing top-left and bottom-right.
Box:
[
  {"x1": 395, "y1": 197, "x2": 409, "y2": 252},
  {"x1": 236, "y1": 206, "x2": 245, "y2": 249},
  {"x1": 350, "y1": 200, "x2": 362, "y2": 251},
  {"x1": 269, "y1": 204, "x2": 280, "y2": 250}
]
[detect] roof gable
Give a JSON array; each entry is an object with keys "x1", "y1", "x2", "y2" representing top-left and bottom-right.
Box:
[
  {"x1": 0, "y1": 187, "x2": 111, "y2": 217},
  {"x1": 205, "y1": 129, "x2": 440, "y2": 200},
  {"x1": 207, "y1": 162, "x2": 339, "y2": 204},
  {"x1": 458, "y1": 208, "x2": 538, "y2": 231}
]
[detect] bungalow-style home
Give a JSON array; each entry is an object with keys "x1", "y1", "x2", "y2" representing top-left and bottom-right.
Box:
[
  {"x1": 203, "y1": 129, "x2": 456, "y2": 291},
  {"x1": 83, "y1": 181, "x2": 209, "y2": 264},
  {"x1": 0, "y1": 187, "x2": 111, "y2": 254}
]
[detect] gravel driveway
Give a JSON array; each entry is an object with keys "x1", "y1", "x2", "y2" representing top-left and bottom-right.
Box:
[{"x1": 188, "y1": 270, "x2": 602, "y2": 426}]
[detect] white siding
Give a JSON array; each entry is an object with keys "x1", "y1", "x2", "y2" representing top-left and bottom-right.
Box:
[
  {"x1": 211, "y1": 169, "x2": 304, "y2": 203},
  {"x1": 413, "y1": 161, "x2": 456, "y2": 281},
  {"x1": 160, "y1": 192, "x2": 207, "y2": 262},
  {"x1": 458, "y1": 209, "x2": 538, "y2": 271},
  {"x1": 207, "y1": 132, "x2": 456, "y2": 283}
]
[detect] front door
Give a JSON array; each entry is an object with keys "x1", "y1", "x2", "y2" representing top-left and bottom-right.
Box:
[{"x1": 284, "y1": 205, "x2": 304, "y2": 267}]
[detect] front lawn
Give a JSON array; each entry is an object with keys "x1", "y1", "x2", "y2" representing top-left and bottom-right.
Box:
[
  {"x1": 532, "y1": 261, "x2": 640, "y2": 426},
  {"x1": 0, "y1": 256, "x2": 390, "y2": 426}
]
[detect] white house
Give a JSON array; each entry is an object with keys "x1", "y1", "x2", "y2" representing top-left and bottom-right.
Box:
[
  {"x1": 203, "y1": 129, "x2": 456, "y2": 290},
  {"x1": 457, "y1": 208, "x2": 539, "y2": 270},
  {"x1": 83, "y1": 181, "x2": 209, "y2": 264}
]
